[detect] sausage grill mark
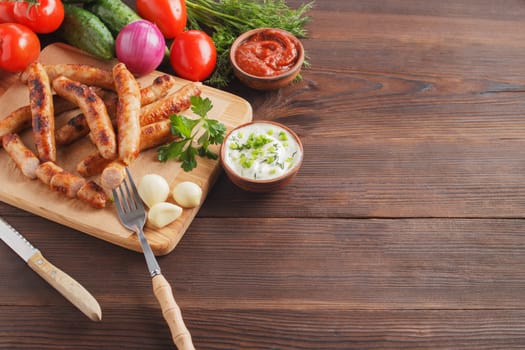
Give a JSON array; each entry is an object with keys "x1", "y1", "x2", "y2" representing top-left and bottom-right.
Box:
[
  {"x1": 86, "y1": 92, "x2": 97, "y2": 103},
  {"x1": 33, "y1": 114, "x2": 44, "y2": 132},
  {"x1": 97, "y1": 131, "x2": 111, "y2": 146},
  {"x1": 64, "y1": 82, "x2": 85, "y2": 96},
  {"x1": 29, "y1": 79, "x2": 45, "y2": 108},
  {"x1": 67, "y1": 115, "x2": 88, "y2": 131}
]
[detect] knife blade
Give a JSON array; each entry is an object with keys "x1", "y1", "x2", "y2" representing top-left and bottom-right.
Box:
[{"x1": 0, "y1": 217, "x2": 102, "y2": 321}]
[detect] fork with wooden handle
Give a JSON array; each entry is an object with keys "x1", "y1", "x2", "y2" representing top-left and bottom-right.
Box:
[{"x1": 112, "y1": 168, "x2": 195, "y2": 350}]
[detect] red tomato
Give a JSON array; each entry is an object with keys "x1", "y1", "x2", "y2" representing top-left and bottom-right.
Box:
[
  {"x1": 0, "y1": 2, "x2": 16, "y2": 22},
  {"x1": 12, "y1": 0, "x2": 64, "y2": 34},
  {"x1": 0, "y1": 23, "x2": 40, "y2": 72},
  {"x1": 136, "y1": 0, "x2": 186, "y2": 39},
  {"x1": 170, "y1": 30, "x2": 217, "y2": 82}
]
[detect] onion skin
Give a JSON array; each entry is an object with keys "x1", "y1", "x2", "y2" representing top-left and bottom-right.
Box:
[{"x1": 116, "y1": 20, "x2": 165, "y2": 76}]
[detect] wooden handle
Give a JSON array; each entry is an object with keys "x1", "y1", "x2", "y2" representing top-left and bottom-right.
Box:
[
  {"x1": 27, "y1": 251, "x2": 102, "y2": 322},
  {"x1": 152, "y1": 274, "x2": 195, "y2": 350}
]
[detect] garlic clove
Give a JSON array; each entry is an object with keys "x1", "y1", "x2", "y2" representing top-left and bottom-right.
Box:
[
  {"x1": 138, "y1": 174, "x2": 170, "y2": 208},
  {"x1": 172, "y1": 181, "x2": 203, "y2": 208},
  {"x1": 147, "y1": 202, "x2": 183, "y2": 229}
]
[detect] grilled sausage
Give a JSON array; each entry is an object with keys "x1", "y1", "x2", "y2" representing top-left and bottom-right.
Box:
[
  {"x1": 100, "y1": 160, "x2": 127, "y2": 189},
  {"x1": 100, "y1": 73, "x2": 176, "y2": 113},
  {"x1": 56, "y1": 113, "x2": 117, "y2": 147},
  {"x1": 55, "y1": 113, "x2": 90, "y2": 146},
  {"x1": 76, "y1": 151, "x2": 114, "y2": 177},
  {"x1": 2, "y1": 133, "x2": 40, "y2": 179},
  {"x1": 139, "y1": 119, "x2": 174, "y2": 150},
  {"x1": 54, "y1": 76, "x2": 178, "y2": 146},
  {"x1": 35, "y1": 161, "x2": 64, "y2": 185},
  {"x1": 113, "y1": 63, "x2": 141, "y2": 165},
  {"x1": 100, "y1": 91, "x2": 118, "y2": 118},
  {"x1": 55, "y1": 89, "x2": 118, "y2": 147},
  {"x1": 53, "y1": 95, "x2": 80, "y2": 114},
  {"x1": 25, "y1": 62, "x2": 56, "y2": 162},
  {"x1": 140, "y1": 74, "x2": 176, "y2": 106},
  {"x1": 76, "y1": 119, "x2": 175, "y2": 177},
  {"x1": 0, "y1": 106, "x2": 32, "y2": 140},
  {"x1": 0, "y1": 96, "x2": 77, "y2": 144},
  {"x1": 139, "y1": 82, "x2": 201, "y2": 126},
  {"x1": 50, "y1": 171, "x2": 86, "y2": 198},
  {"x1": 21, "y1": 64, "x2": 115, "y2": 90},
  {"x1": 77, "y1": 180, "x2": 108, "y2": 208},
  {"x1": 52, "y1": 76, "x2": 117, "y2": 160}
]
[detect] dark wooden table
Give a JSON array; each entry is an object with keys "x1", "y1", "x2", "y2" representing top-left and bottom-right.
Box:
[{"x1": 3, "y1": 0, "x2": 525, "y2": 348}]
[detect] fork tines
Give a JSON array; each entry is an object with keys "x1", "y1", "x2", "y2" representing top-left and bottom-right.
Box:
[{"x1": 112, "y1": 167, "x2": 144, "y2": 214}]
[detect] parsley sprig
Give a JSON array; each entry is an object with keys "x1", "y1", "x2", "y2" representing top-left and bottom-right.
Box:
[{"x1": 157, "y1": 96, "x2": 226, "y2": 172}]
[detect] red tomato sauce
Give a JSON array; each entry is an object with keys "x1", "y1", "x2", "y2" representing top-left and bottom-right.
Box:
[{"x1": 235, "y1": 29, "x2": 299, "y2": 77}]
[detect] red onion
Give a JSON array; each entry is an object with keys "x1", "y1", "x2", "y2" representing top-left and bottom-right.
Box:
[{"x1": 116, "y1": 20, "x2": 166, "y2": 76}]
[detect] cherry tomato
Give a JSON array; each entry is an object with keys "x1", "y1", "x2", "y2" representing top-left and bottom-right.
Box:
[
  {"x1": 0, "y1": 23, "x2": 40, "y2": 73},
  {"x1": 0, "y1": 2, "x2": 16, "y2": 22},
  {"x1": 170, "y1": 30, "x2": 217, "y2": 82},
  {"x1": 136, "y1": 0, "x2": 186, "y2": 39},
  {"x1": 12, "y1": 0, "x2": 64, "y2": 34}
]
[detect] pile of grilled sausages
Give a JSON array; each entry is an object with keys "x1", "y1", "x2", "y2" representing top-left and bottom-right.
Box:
[{"x1": 0, "y1": 62, "x2": 201, "y2": 208}]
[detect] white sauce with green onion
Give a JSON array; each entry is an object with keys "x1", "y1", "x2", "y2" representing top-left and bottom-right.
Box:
[{"x1": 224, "y1": 123, "x2": 301, "y2": 180}]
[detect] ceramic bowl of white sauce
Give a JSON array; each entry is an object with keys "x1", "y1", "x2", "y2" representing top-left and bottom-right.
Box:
[{"x1": 220, "y1": 121, "x2": 303, "y2": 192}]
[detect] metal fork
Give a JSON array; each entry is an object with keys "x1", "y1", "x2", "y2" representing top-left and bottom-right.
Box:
[{"x1": 113, "y1": 167, "x2": 195, "y2": 350}]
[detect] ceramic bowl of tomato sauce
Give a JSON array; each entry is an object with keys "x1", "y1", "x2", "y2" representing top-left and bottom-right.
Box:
[{"x1": 230, "y1": 27, "x2": 304, "y2": 90}]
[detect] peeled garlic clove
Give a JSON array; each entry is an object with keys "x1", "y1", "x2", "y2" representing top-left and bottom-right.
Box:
[
  {"x1": 172, "y1": 181, "x2": 202, "y2": 208},
  {"x1": 147, "y1": 202, "x2": 183, "y2": 229},
  {"x1": 138, "y1": 174, "x2": 170, "y2": 208}
]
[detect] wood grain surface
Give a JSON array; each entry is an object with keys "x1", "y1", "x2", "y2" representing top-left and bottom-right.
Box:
[{"x1": 2, "y1": 0, "x2": 525, "y2": 348}]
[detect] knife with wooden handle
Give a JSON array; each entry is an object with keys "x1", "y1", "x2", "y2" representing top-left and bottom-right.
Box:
[{"x1": 0, "y1": 217, "x2": 102, "y2": 321}]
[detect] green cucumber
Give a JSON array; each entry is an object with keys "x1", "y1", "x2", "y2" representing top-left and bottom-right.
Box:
[
  {"x1": 60, "y1": 4, "x2": 115, "y2": 60},
  {"x1": 85, "y1": 0, "x2": 142, "y2": 35}
]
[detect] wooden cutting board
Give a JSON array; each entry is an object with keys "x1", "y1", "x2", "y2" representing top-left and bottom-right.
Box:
[{"x1": 0, "y1": 43, "x2": 252, "y2": 255}]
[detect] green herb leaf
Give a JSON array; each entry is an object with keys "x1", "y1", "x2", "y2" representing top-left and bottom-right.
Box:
[
  {"x1": 203, "y1": 118, "x2": 226, "y2": 144},
  {"x1": 180, "y1": 146, "x2": 199, "y2": 172},
  {"x1": 190, "y1": 95, "x2": 213, "y2": 118},
  {"x1": 157, "y1": 95, "x2": 226, "y2": 171},
  {"x1": 198, "y1": 130, "x2": 210, "y2": 147},
  {"x1": 198, "y1": 146, "x2": 219, "y2": 160},
  {"x1": 169, "y1": 114, "x2": 199, "y2": 139},
  {"x1": 158, "y1": 139, "x2": 191, "y2": 162}
]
